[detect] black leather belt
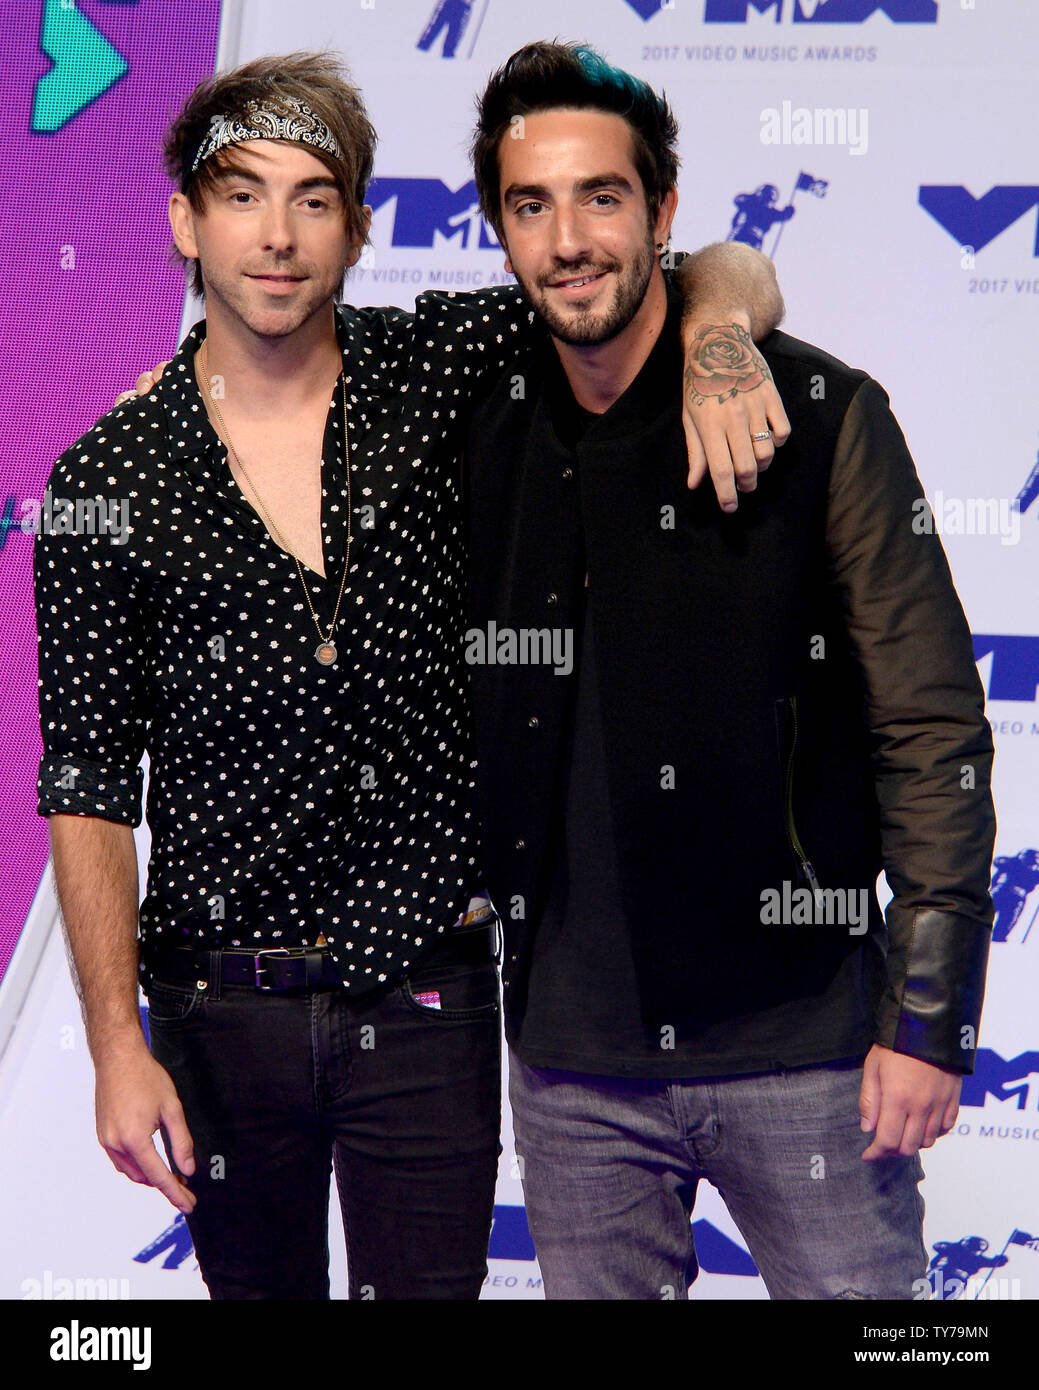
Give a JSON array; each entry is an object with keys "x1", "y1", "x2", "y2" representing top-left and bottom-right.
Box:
[{"x1": 147, "y1": 922, "x2": 495, "y2": 994}]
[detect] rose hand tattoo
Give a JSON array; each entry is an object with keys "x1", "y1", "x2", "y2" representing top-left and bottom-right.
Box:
[{"x1": 684, "y1": 322, "x2": 772, "y2": 407}]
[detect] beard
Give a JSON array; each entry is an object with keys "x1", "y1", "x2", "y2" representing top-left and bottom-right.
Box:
[
  {"x1": 513, "y1": 230, "x2": 657, "y2": 347},
  {"x1": 199, "y1": 256, "x2": 344, "y2": 337}
]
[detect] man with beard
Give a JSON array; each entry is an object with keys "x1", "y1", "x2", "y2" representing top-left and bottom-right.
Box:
[
  {"x1": 40, "y1": 49, "x2": 785, "y2": 1299},
  {"x1": 463, "y1": 42, "x2": 996, "y2": 1299}
]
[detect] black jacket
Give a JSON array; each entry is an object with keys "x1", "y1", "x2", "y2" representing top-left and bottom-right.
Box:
[{"x1": 464, "y1": 290, "x2": 995, "y2": 1075}]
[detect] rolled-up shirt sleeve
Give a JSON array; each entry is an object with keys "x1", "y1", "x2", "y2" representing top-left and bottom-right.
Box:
[{"x1": 34, "y1": 450, "x2": 148, "y2": 826}]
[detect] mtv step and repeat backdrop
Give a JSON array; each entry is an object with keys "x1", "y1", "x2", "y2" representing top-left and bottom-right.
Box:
[{"x1": 1, "y1": 0, "x2": 1036, "y2": 1302}]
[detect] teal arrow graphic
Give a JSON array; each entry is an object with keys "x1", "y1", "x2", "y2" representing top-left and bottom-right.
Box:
[{"x1": 32, "y1": 0, "x2": 129, "y2": 132}]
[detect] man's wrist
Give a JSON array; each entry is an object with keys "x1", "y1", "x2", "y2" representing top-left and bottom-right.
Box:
[
  {"x1": 89, "y1": 1016, "x2": 149, "y2": 1063},
  {"x1": 682, "y1": 307, "x2": 752, "y2": 337}
]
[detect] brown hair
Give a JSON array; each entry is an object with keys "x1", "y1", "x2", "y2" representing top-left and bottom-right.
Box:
[{"x1": 163, "y1": 50, "x2": 377, "y2": 302}]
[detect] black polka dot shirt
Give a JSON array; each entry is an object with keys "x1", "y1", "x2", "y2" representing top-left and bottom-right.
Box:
[{"x1": 35, "y1": 290, "x2": 533, "y2": 992}]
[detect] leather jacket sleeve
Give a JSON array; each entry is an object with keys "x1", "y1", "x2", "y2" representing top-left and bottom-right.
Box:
[{"x1": 826, "y1": 377, "x2": 995, "y2": 1074}]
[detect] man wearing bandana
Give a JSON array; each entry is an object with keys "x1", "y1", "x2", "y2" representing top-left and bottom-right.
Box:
[{"x1": 35, "y1": 51, "x2": 787, "y2": 1299}]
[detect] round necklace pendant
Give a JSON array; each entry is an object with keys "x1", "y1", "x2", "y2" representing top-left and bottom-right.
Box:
[{"x1": 315, "y1": 641, "x2": 338, "y2": 666}]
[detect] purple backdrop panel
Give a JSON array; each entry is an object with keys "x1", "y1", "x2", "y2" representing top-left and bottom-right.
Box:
[{"x1": 0, "y1": 1, "x2": 222, "y2": 983}]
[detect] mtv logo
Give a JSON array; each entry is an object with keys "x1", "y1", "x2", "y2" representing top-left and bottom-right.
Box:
[
  {"x1": 972, "y1": 634, "x2": 1039, "y2": 702},
  {"x1": 367, "y1": 177, "x2": 499, "y2": 250},
  {"x1": 919, "y1": 186, "x2": 1039, "y2": 256},
  {"x1": 961, "y1": 1050, "x2": 1039, "y2": 1110},
  {"x1": 703, "y1": 0, "x2": 937, "y2": 21}
]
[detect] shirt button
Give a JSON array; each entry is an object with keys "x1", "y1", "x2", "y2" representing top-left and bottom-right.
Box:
[
  {"x1": 546, "y1": 593, "x2": 558, "y2": 606},
  {"x1": 561, "y1": 466, "x2": 573, "y2": 480},
  {"x1": 528, "y1": 716, "x2": 539, "y2": 728},
  {"x1": 515, "y1": 838, "x2": 526, "y2": 850}
]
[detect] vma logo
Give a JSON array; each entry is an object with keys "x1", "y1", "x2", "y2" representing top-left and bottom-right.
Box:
[
  {"x1": 920, "y1": 187, "x2": 1039, "y2": 256},
  {"x1": 488, "y1": 1205, "x2": 536, "y2": 1261},
  {"x1": 701, "y1": 1, "x2": 938, "y2": 21},
  {"x1": 972, "y1": 635, "x2": 1039, "y2": 703},
  {"x1": 961, "y1": 1050, "x2": 1039, "y2": 1110},
  {"x1": 367, "y1": 177, "x2": 499, "y2": 249},
  {"x1": 488, "y1": 1204, "x2": 759, "y2": 1277},
  {"x1": 133, "y1": 1215, "x2": 195, "y2": 1271}
]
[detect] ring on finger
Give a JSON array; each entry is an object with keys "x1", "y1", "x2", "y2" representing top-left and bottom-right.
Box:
[{"x1": 752, "y1": 430, "x2": 772, "y2": 442}]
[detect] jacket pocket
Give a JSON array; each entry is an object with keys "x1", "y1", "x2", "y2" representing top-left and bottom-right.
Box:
[{"x1": 774, "y1": 694, "x2": 823, "y2": 895}]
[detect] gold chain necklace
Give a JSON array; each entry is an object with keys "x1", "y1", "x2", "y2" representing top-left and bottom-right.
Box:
[{"x1": 199, "y1": 339, "x2": 351, "y2": 666}]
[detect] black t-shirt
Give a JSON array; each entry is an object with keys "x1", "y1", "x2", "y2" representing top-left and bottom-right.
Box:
[{"x1": 511, "y1": 377, "x2": 678, "y2": 1074}]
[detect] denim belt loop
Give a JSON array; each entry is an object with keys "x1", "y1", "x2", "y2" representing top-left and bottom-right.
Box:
[{"x1": 205, "y1": 948, "x2": 223, "y2": 1001}]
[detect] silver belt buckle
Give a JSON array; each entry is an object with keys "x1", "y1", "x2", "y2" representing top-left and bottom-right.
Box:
[{"x1": 253, "y1": 948, "x2": 293, "y2": 990}]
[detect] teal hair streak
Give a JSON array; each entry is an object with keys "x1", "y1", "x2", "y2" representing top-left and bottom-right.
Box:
[{"x1": 573, "y1": 45, "x2": 656, "y2": 109}]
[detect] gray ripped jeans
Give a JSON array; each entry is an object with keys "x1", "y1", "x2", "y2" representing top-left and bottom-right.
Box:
[{"x1": 509, "y1": 1052, "x2": 927, "y2": 1299}]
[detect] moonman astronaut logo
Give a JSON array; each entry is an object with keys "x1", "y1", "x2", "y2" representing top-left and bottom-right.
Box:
[
  {"x1": 922, "y1": 1232, "x2": 1035, "y2": 1301},
  {"x1": 727, "y1": 174, "x2": 828, "y2": 256},
  {"x1": 417, "y1": 0, "x2": 489, "y2": 59},
  {"x1": 991, "y1": 850, "x2": 1039, "y2": 944}
]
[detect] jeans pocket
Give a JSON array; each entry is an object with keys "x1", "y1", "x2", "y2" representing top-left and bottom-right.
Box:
[
  {"x1": 400, "y1": 961, "x2": 501, "y2": 1021},
  {"x1": 145, "y1": 979, "x2": 206, "y2": 1029}
]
